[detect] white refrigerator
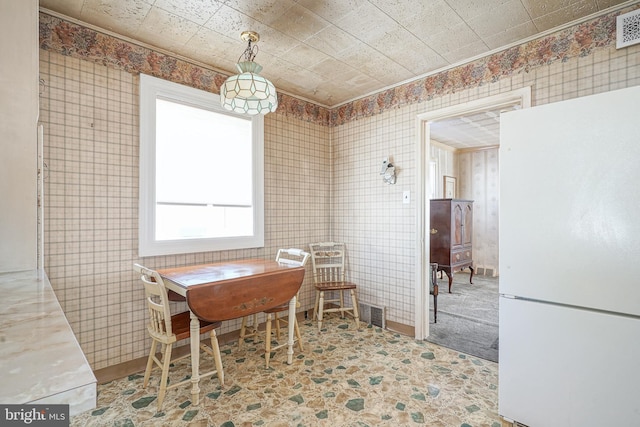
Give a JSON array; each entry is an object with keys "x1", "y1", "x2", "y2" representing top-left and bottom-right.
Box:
[{"x1": 499, "y1": 86, "x2": 640, "y2": 426}]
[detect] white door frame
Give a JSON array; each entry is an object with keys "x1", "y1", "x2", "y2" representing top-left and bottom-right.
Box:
[{"x1": 414, "y1": 87, "x2": 532, "y2": 340}]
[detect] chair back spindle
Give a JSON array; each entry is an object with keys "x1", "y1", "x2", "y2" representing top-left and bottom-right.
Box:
[{"x1": 136, "y1": 265, "x2": 175, "y2": 342}]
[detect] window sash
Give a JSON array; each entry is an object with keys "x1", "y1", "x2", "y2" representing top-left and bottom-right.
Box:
[{"x1": 139, "y1": 74, "x2": 264, "y2": 256}]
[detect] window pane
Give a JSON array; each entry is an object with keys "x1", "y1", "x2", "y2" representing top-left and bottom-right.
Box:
[
  {"x1": 154, "y1": 98, "x2": 254, "y2": 240},
  {"x1": 155, "y1": 98, "x2": 253, "y2": 206},
  {"x1": 156, "y1": 204, "x2": 253, "y2": 240}
]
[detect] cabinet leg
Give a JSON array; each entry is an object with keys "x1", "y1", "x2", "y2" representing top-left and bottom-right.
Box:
[
  {"x1": 446, "y1": 271, "x2": 453, "y2": 293},
  {"x1": 469, "y1": 266, "x2": 474, "y2": 284}
]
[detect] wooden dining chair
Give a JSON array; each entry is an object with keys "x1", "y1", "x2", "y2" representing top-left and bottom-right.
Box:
[
  {"x1": 237, "y1": 248, "x2": 309, "y2": 368},
  {"x1": 133, "y1": 263, "x2": 224, "y2": 410},
  {"x1": 309, "y1": 242, "x2": 360, "y2": 331}
]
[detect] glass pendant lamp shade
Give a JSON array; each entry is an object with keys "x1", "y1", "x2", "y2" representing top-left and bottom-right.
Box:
[
  {"x1": 220, "y1": 31, "x2": 278, "y2": 115},
  {"x1": 220, "y1": 61, "x2": 278, "y2": 115}
]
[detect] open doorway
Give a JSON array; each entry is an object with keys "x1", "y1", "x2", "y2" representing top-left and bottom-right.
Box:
[
  {"x1": 414, "y1": 88, "x2": 531, "y2": 350},
  {"x1": 425, "y1": 114, "x2": 502, "y2": 361}
]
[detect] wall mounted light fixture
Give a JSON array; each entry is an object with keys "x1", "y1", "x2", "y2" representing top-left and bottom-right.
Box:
[
  {"x1": 220, "y1": 31, "x2": 278, "y2": 115},
  {"x1": 380, "y1": 157, "x2": 396, "y2": 184}
]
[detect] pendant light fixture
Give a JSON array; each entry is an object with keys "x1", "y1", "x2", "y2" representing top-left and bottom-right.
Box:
[{"x1": 220, "y1": 31, "x2": 278, "y2": 115}]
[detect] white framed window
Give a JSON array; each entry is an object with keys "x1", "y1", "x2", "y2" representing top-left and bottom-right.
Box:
[{"x1": 139, "y1": 74, "x2": 264, "y2": 257}]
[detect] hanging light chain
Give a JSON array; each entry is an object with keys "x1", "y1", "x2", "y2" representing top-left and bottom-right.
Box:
[
  {"x1": 239, "y1": 41, "x2": 258, "y2": 63},
  {"x1": 238, "y1": 33, "x2": 259, "y2": 63}
]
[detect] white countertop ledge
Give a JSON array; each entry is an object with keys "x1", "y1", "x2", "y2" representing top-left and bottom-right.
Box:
[{"x1": 0, "y1": 270, "x2": 96, "y2": 416}]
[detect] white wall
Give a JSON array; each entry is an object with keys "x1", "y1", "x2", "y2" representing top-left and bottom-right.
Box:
[{"x1": 0, "y1": 0, "x2": 39, "y2": 273}]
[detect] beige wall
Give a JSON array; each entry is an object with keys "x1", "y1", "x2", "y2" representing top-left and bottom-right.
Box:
[
  {"x1": 38, "y1": 12, "x2": 640, "y2": 370},
  {"x1": 457, "y1": 148, "x2": 500, "y2": 276},
  {"x1": 0, "y1": 0, "x2": 38, "y2": 273},
  {"x1": 39, "y1": 50, "x2": 330, "y2": 369},
  {"x1": 429, "y1": 141, "x2": 458, "y2": 199},
  {"x1": 330, "y1": 40, "x2": 640, "y2": 327}
]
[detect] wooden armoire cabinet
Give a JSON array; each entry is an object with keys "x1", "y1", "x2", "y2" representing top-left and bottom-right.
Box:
[{"x1": 430, "y1": 199, "x2": 474, "y2": 293}]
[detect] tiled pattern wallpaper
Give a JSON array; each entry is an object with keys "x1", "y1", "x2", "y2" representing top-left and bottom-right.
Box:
[
  {"x1": 39, "y1": 50, "x2": 329, "y2": 369},
  {"x1": 39, "y1": 9, "x2": 640, "y2": 370},
  {"x1": 331, "y1": 41, "x2": 639, "y2": 327},
  {"x1": 332, "y1": 107, "x2": 419, "y2": 326}
]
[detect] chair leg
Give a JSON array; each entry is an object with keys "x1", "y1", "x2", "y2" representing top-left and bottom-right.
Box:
[
  {"x1": 350, "y1": 289, "x2": 360, "y2": 329},
  {"x1": 313, "y1": 290, "x2": 320, "y2": 321},
  {"x1": 265, "y1": 313, "x2": 273, "y2": 368},
  {"x1": 339, "y1": 290, "x2": 346, "y2": 318},
  {"x1": 210, "y1": 330, "x2": 224, "y2": 386},
  {"x1": 294, "y1": 318, "x2": 304, "y2": 351},
  {"x1": 273, "y1": 313, "x2": 282, "y2": 340},
  {"x1": 252, "y1": 313, "x2": 260, "y2": 341},
  {"x1": 433, "y1": 289, "x2": 438, "y2": 324},
  {"x1": 143, "y1": 339, "x2": 158, "y2": 388},
  {"x1": 317, "y1": 290, "x2": 325, "y2": 331},
  {"x1": 238, "y1": 315, "x2": 248, "y2": 349},
  {"x1": 157, "y1": 343, "x2": 173, "y2": 410},
  {"x1": 238, "y1": 313, "x2": 259, "y2": 349}
]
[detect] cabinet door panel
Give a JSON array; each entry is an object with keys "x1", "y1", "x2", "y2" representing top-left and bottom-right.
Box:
[
  {"x1": 463, "y1": 203, "x2": 473, "y2": 245},
  {"x1": 453, "y1": 204, "x2": 462, "y2": 247}
]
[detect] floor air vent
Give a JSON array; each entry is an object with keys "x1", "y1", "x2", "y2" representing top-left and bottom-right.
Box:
[
  {"x1": 617, "y1": 8, "x2": 640, "y2": 49},
  {"x1": 359, "y1": 302, "x2": 385, "y2": 328}
]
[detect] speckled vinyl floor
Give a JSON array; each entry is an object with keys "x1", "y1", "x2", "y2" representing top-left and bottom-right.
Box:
[{"x1": 71, "y1": 316, "x2": 501, "y2": 426}]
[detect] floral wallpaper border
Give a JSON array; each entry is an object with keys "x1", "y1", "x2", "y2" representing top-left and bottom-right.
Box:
[
  {"x1": 38, "y1": 13, "x2": 332, "y2": 126},
  {"x1": 39, "y1": 5, "x2": 636, "y2": 128},
  {"x1": 332, "y1": 7, "x2": 634, "y2": 126}
]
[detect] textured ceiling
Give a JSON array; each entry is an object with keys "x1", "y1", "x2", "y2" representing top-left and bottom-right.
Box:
[
  {"x1": 429, "y1": 103, "x2": 525, "y2": 149},
  {"x1": 430, "y1": 109, "x2": 502, "y2": 149},
  {"x1": 40, "y1": 0, "x2": 629, "y2": 109}
]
